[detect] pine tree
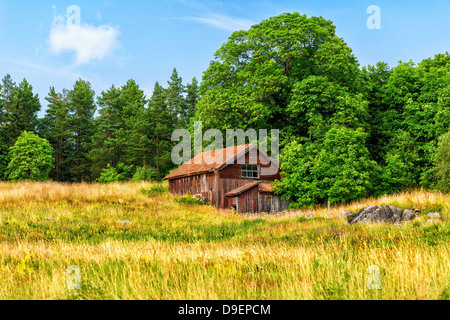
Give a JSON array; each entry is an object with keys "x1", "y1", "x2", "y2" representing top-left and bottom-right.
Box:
[
  {"x1": 90, "y1": 85, "x2": 123, "y2": 177},
  {"x1": 147, "y1": 82, "x2": 174, "y2": 179},
  {"x1": 184, "y1": 77, "x2": 199, "y2": 129},
  {"x1": 0, "y1": 75, "x2": 17, "y2": 178},
  {"x1": 90, "y1": 80, "x2": 149, "y2": 180},
  {"x1": 10, "y1": 78, "x2": 41, "y2": 139},
  {"x1": 40, "y1": 88, "x2": 73, "y2": 181},
  {"x1": 0, "y1": 80, "x2": 6, "y2": 178},
  {"x1": 0, "y1": 74, "x2": 16, "y2": 147},
  {"x1": 116, "y1": 79, "x2": 148, "y2": 168},
  {"x1": 68, "y1": 79, "x2": 96, "y2": 182},
  {"x1": 166, "y1": 68, "x2": 186, "y2": 129}
]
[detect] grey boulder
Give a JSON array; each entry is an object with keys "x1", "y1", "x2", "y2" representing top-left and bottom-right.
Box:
[{"x1": 346, "y1": 205, "x2": 419, "y2": 225}]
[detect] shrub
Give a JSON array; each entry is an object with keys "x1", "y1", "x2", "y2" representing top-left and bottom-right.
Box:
[
  {"x1": 132, "y1": 166, "x2": 158, "y2": 182},
  {"x1": 141, "y1": 184, "x2": 168, "y2": 196},
  {"x1": 97, "y1": 163, "x2": 134, "y2": 183},
  {"x1": 97, "y1": 165, "x2": 121, "y2": 183},
  {"x1": 434, "y1": 131, "x2": 450, "y2": 192},
  {"x1": 5, "y1": 131, "x2": 54, "y2": 181}
]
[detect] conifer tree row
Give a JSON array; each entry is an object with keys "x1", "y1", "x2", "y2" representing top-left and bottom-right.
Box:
[{"x1": 0, "y1": 68, "x2": 199, "y2": 182}]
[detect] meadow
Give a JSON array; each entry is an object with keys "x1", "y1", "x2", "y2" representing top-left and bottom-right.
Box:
[{"x1": 0, "y1": 181, "x2": 449, "y2": 300}]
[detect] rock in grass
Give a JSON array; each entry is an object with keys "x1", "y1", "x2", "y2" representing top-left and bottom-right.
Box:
[
  {"x1": 427, "y1": 212, "x2": 442, "y2": 218},
  {"x1": 402, "y1": 209, "x2": 419, "y2": 221},
  {"x1": 346, "y1": 205, "x2": 418, "y2": 225}
]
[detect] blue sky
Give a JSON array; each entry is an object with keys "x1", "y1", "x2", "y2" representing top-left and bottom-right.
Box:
[{"x1": 0, "y1": 0, "x2": 449, "y2": 116}]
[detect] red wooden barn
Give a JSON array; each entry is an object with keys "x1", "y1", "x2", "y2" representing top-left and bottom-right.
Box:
[{"x1": 163, "y1": 144, "x2": 289, "y2": 213}]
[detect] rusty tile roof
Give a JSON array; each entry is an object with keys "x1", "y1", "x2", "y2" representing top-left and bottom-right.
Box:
[
  {"x1": 258, "y1": 182, "x2": 273, "y2": 193},
  {"x1": 225, "y1": 181, "x2": 262, "y2": 197},
  {"x1": 163, "y1": 144, "x2": 252, "y2": 180},
  {"x1": 225, "y1": 181, "x2": 274, "y2": 197}
]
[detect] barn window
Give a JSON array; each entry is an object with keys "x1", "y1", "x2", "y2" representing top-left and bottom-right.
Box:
[{"x1": 242, "y1": 164, "x2": 259, "y2": 178}]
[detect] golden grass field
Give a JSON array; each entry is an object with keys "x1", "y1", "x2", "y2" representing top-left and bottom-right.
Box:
[{"x1": 0, "y1": 181, "x2": 449, "y2": 300}]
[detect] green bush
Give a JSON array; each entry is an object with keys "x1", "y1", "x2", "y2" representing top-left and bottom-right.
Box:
[
  {"x1": 434, "y1": 131, "x2": 450, "y2": 192},
  {"x1": 141, "y1": 184, "x2": 168, "y2": 196},
  {"x1": 97, "y1": 165, "x2": 121, "y2": 183},
  {"x1": 132, "y1": 166, "x2": 158, "y2": 182},
  {"x1": 97, "y1": 163, "x2": 134, "y2": 183},
  {"x1": 5, "y1": 131, "x2": 54, "y2": 181}
]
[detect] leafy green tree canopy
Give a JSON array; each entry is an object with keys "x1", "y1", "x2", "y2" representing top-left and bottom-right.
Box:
[
  {"x1": 275, "y1": 127, "x2": 377, "y2": 207},
  {"x1": 97, "y1": 162, "x2": 134, "y2": 183},
  {"x1": 5, "y1": 131, "x2": 54, "y2": 181},
  {"x1": 434, "y1": 131, "x2": 450, "y2": 192},
  {"x1": 196, "y1": 13, "x2": 360, "y2": 135}
]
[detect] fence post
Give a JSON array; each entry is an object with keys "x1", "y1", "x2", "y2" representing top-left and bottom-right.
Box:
[{"x1": 328, "y1": 200, "x2": 330, "y2": 217}]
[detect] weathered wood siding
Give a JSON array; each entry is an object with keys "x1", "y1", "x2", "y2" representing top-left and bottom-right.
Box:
[
  {"x1": 230, "y1": 190, "x2": 290, "y2": 214},
  {"x1": 219, "y1": 151, "x2": 281, "y2": 181},
  {"x1": 235, "y1": 186, "x2": 260, "y2": 213},
  {"x1": 168, "y1": 173, "x2": 216, "y2": 204},
  {"x1": 258, "y1": 193, "x2": 290, "y2": 213}
]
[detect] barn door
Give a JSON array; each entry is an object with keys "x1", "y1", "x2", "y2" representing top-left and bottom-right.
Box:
[
  {"x1": 263, "y1": 194, "x2": 272, "y2": 213},
  {"x1": 252, "y1": 195, "x2": 258, "y2": 213}
]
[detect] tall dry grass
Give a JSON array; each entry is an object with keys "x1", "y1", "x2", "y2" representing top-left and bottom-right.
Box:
[{"x1": 0, "y1": 182, "x2": 449, "y2": 300}]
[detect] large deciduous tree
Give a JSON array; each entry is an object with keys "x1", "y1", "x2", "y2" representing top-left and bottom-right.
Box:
[
  {"x1": 5, "y1": 131, "x2": 54, "y2": 181},
  {"x1": 196, "y1": 12, "x2": 374, "y2": 206},
  {"x1": 195, "y1": 13, "x2": 360, "y2": 133}
]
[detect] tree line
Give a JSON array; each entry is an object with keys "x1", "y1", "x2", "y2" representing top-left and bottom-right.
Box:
[
  {"x1": 0, "y1": 68, "x2": 198, "y2": 182},
  {"x1": 0, "y1": 12, "x2": 448, "y2": 208}
]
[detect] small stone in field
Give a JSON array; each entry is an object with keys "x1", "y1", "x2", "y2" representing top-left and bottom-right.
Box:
[{"x1": 427, "y1": 212, "x2": 441, "y2": 218}]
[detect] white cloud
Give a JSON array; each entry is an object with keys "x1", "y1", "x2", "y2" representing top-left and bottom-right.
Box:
[
  {"x1": 189, "y1": 14, "x2": 254, "y2": 31},
  {"x1": 48, "y1": 13, "x2": 120, "y2": 65}
]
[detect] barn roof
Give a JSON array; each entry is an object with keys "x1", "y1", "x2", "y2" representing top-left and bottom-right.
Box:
[
  {"x1": 225, "y1": 181, "x2": 261, "y2": 197},
  {"x1": 225, "y1": 181, "x2": 274, "y2": 197},
  {"x1": 258, "y1": 182, "x2": 273, "y2": 193},
  {"x1": 163, "y1": 144, "x2": 254, "y2": 180}
]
